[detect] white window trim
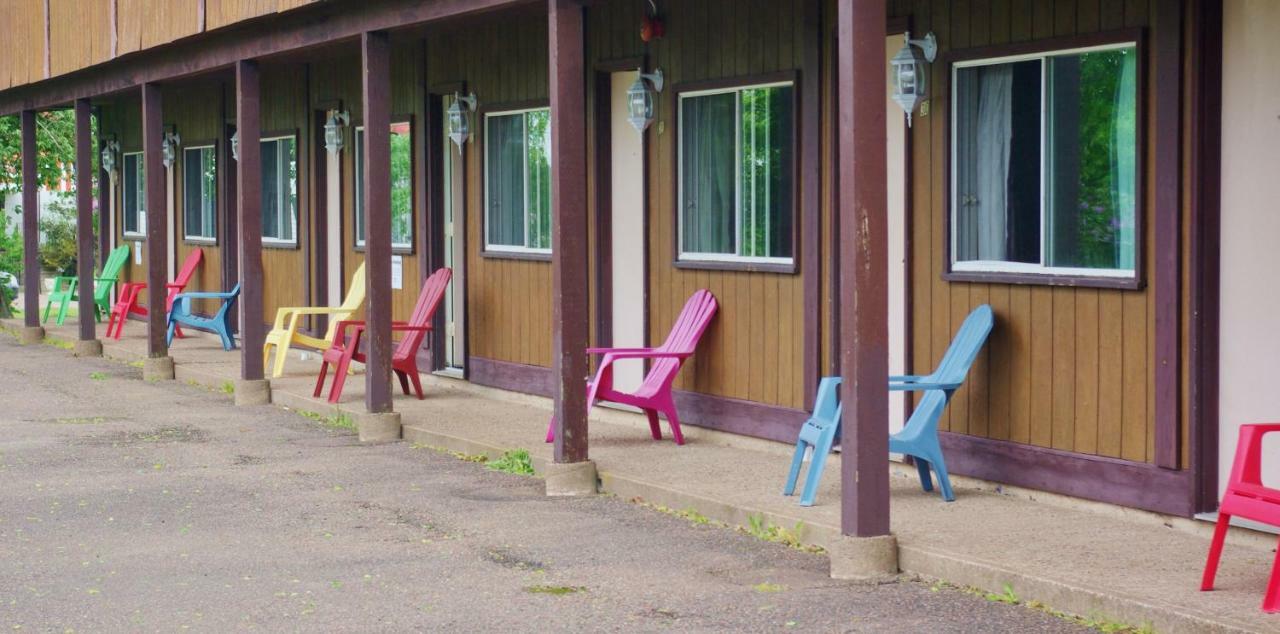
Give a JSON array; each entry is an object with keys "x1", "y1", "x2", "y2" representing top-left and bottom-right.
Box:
[
  {"x1": 353, "y1": 125, "x2": 415, "y2": 250},
  {"x1": 121, "y1": 152, "x2": 146, "y2": 239},
  {"x1": 261, "y1": 135, "x2": 298, "y2": 247},
  {"x1": 483, "y1": 106, "x2": 553, "y2": 255},
  {"x1": 182, "y1": 145, "x2": 217, "y2": 243},
  {"x1": 676, "y1": 80, "x2": 796, "y2": 266},
  {"x1": 949, "y1": 41, "x2": 1139, "y2": 279}
]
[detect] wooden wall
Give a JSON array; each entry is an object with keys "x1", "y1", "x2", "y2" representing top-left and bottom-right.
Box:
[
  {"x1": 104, "y1": 96, "x2": 149, "y2": 303},
  {"x1": 0, "y1": 0, "x2": 321, "y2": 90},
  {"x1": 427, "y1": 13, "x2": 553, "y2": 369},
  {"x1": 259, "y1": 62, "x2": 310, "y2": 323},
  {"x1": 885, "y1": 0, "x2": 1194, "y2": 466},
  {"x1": 167, "y1": 81, "x2": 225, "y2": 316}
]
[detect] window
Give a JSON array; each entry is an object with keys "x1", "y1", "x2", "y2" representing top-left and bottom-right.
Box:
[
  {"x1": 122, "y1": 152, "x2": 145, "y2": 237},
  {"x1": 678, "y1": 81, "x2": 795, "y2": 266},
  {"x1": 951, "y1": 42, "x2": 1138, "y2": 279},
  {"x1": 484, "y1": 108, "x2": 551, "y2": 254},
  {"x1": 182, "y1": 146, "x2": 217, "y2": 242},
  {"x1": 354, "y1": 122, "x2": 414, "y2": 249},
  {"x1": 261, "y1": 136, "x2": 297, "y2": 245}
]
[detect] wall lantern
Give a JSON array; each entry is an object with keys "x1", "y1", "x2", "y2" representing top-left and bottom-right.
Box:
[
  {"x1": 626, "y1": 69, "x2": 664, "y2": 133},
  {"x1": 162, "y1": 131, "x2": 182, "y2": 169},
  {"x1": 324, "y1": 110, "x2": 350, "y2": 155},
  {"x1": 890, "y1": 31, "x2": 937, "y2": 127},
  {"x1": 230, "y1": 131, "x2": 239, "y2": 161},
  {"x1": 447, "y1": 92, "x2": 477, "y2": 151},
  {"x1": 101, "y1": 140, "x2": 120, "y2": 179}
]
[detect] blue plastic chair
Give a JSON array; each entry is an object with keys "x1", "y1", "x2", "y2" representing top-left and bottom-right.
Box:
[
  {"x1": 890, "y1": 304, "x2": 994, "y2": 396},
  {"x1": 891, "y1": 389, "x2": 955, "y2": 501},
  {"x1": 783, "y1": 377, "x2": 842, "y2": 506},
  {"x1": 166, "y1": 284, "x2": 240, "y2": 351}
]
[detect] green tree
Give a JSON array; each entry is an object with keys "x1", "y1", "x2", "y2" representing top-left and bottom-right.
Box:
[{"x1": 0, "y1": 111, "x2": 97, "y2": 194}]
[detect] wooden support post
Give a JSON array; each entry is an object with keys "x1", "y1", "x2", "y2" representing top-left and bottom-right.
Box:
[
  {"x1": 361, "y1": 30, "x2": 394, "y2": 414},
  {"x1": 549, "y1": 0, "x2": 589, "y2": 464},
  {"x1": 836, "y1": 0, "x2": 890, "y2": 538},
  {"x1": 20, "y1": 111, "x2": 39, "y2": 328},
  {"x1": 236, "y1": 60, "x2": 265, "y2": 381},
  {"x1": 141, "y1": 83, "x2": 168, "y2": 358},
  {"x1": 74, "y1": 99, "x2": 96, "y2": 342},
  {"x1": 1153, "y1": 0, "x2": 1184, "y2": 470},
  {"x1": 96, "y1": 112, "x2": 111, "y2": 274}
]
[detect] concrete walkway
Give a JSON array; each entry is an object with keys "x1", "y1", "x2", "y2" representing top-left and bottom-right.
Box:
[{"x1": 8, "y1": 319, "x2": 1280, "y2": 633}]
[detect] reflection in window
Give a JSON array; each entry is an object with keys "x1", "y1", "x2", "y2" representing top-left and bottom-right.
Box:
[
  {"x1": 484, "y1": 108, "x2": 551, "y2": 253},
  {"x1": 354, "y1": 122, "x2": 414, "y2": 248},
  {"x1": 182, "y1": 146, "x2": 216, "y2": 241}
]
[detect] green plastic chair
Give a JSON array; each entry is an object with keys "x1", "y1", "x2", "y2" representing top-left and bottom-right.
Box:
[{"x1": 43, "y1": 245, "x2": 130, "y2": 326}]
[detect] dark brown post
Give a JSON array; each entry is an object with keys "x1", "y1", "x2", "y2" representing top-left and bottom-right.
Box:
[
  {"x1": 236, "y1": 60, "x2": 265, "y2": 381},
  {"x1": 20, "y1": 110, "x2": 39, "y2": 329},
  {"x1": 361, "y1": 30, "x2": 394, "y2": 414},
  {"x1": 836, "y1": 0, "x2": 890, "y2": 538},
  {"x1": 141, "y1": 83, "x2": 168, "y2": 358},
  {"x1": 549, "y1": 0, "x2": 589, "y2": 464},
  {"x1": 74, "y1": 99, "x2": 96, "y2": 342}
]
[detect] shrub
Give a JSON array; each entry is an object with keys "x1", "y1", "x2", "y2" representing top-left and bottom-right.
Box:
[
  {"x1": 0, "y1": 208, "x2": 21, "y2": 279},
  {"x1": 38, "y1": 195, "x2": 78, "y2": 275}
]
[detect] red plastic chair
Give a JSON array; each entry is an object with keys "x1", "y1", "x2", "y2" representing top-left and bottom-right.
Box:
[
  {"x1": 545, "y1": 289, "x2": 717, "y2": 445},
  {"x1": 312, "y1": 267, "x2": 451, "y2": 404},
  {"x1": 106, "y1": 248, "x2": 203, "y2": 340},
  {"x1": 1202, "y1": 423, "x2": 1280, "y2": 612}
]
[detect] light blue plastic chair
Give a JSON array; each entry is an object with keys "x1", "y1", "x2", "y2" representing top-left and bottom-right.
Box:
[
  {"x1": 166, "y1": 284, "x2": 240, "y2": 351},
  {"x1": 783, "y1": 305, "x2": 994, "y2": 505},
  {"x1": 783, "y1": 377, "x2": 842, "y2": 506}
]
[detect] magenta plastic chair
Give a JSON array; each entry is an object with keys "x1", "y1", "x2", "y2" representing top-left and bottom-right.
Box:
[
  {"x1": 545, "y1": 289, "x2": 718, "y2": 445},
  {"x1": 1202, "y1": 423, "x2": 1280, "y2": 612}
]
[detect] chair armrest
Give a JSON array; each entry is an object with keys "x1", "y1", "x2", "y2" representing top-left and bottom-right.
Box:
[
  {"x1": 331, "y1": 320, "x2": 368, "y2": 345},
  {"x1": 174, "y1": 290, "x2": 237, "y2": 300},
  {"x1": 601, "y1": 350, "x2": 691, "y2": 361},
  {"x1": 391, "y1": 324, "x2": 432, "y2": 333},
  {"x1": 586, "y1": 346, "x2": 655, "y2": 355},
  {"x1": 889, "y1": 380, "x2": 961, "y2": 392},
  {"x1": 889, "y1": 374, "x2": 928, "y2": 383}
]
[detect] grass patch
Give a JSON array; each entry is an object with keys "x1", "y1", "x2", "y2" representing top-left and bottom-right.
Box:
[
  {"x1": 486, "y1": 448, "x2": 535, "y2": 476},
  {"x1": 930, "y1": 579, "x2": 1154, "y2": 633},
  {"x1": 524, "y1": 585, "x2": 585, "y2": 596},
  {"x1": 89, "y1": 371, "x2": 108, "y2": 381},
  {"x1": 752, "y1": 582, "x2": 785, "y2": 593},
  {"x1": 297, "y1": 409, "x2": 356, "y2": 431},
  {"x1": 741, "y1": 514, "x2": 824, "y2": 554},
  {"x1": 127, "y1": 360, "x2": 145, "y2": 368},
  {"x1": 54, "y1": 416, "x2": 106, "y2": 425},
  {"x1": 638, "y1": 500, "x2": 723, "y2": 528},
  {"x1": 44, "y1": 336, "x2": 74, "y2": 350},
  {"x1": 220, "y1": 380, "x2": 235, "y2": 395},
  {"x1": 410, "y1": 444, "x2": 490, "y2": 464}
]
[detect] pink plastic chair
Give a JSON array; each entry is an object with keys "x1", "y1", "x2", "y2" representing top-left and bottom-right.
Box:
[
  {"x1": 1202, "y1": 423, "x2": 1280, "y2": 612},
  {"x1": 106, "y1": 248, "x2": 203, "y2": 340},
  {"x1": 545, "y1": 289, "x2": 717, "y2": 445}
]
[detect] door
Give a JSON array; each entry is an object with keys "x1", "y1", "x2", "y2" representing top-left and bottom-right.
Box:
[
  {"x1": 442, "y1": 94, "x2": 466, "y2": 372},
  {"x1": 887, "y1": 35, "x2": 910, "y2": 436},
  {"x1": 609, "y1": 70, "x2": 647, "y2": 393}
]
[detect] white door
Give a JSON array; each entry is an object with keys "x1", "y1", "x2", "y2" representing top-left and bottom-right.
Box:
[
  {"x1": 326, "y1": 126, "x2": 343, "y2": 307},
  {"x1": 442, "y1": 95, "x2": 466, "y2": 371},
  {"x1": 610, "y1": 70, "x2": 647, "y2": 393},
  {"x1": 887, "y1": 35, "x2": 910, "y2": 436}
]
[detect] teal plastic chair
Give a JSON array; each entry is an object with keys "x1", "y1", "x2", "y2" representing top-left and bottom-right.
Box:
[
  {"x1": 783, "y1": 377, "x2": 842, "y2": 506},
  {"x1": 890, "y1": 304, "x2": 994, "y2": 395},
  {"x1": 166, "y1": 284, "x2": 240, "y2": 351}
]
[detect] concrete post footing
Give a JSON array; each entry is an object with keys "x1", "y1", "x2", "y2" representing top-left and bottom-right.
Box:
[
  {"x1": 356, "y1": 412, "x2": 402, "y2": 443},
  {"x1": 73, "y1": 339, "x2": 103, "y2": 357},
  {"x1": 828, "y1": 534, "x2": 899, "y2": 581},
  {"x1": 544, "y1": 460, "x2": 599, "y2": 496},
  {"x1": 142, "y1": 356, "x2": 176, "y2": 381},
  {"x1": 18, "y1": 326, "x2": 44, "y2": 345},
  {"x1": 233, "y1": 379, "x2": 272, "y2": 406}
]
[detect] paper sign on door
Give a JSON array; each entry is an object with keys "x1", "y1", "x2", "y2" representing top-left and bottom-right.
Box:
[{"x1": 391, "y1": 255, "x2": 403, "y2": 290}]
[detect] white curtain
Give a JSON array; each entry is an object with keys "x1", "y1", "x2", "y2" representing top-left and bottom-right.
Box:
[
  {"x1": 973, "y1": 65, "x2": 1013, "y2": 261},
  {"x1": 1111, "y1": 51, "x2": 1138, "y2": 270}
]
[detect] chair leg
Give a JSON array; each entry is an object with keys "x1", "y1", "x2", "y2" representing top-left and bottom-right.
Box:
[
  {"x1": 327, "y1": 352, "x2": 354, "y2": 404},
  {"x1": 800, "y1": 433, "x2": 835, "y2": 507},
  {"x1": 262, "y1": 343, "x2": 273, "y2": 375},
  {"x1": 1264, "y1": 536, "x2": 1280, "y2": 613},
  {"x1": 1202, "y1": 513, "x2": 1232, "y2": 591},
  {"x1": 165, "y1": 319, "x2": 175, "y2": 347},
  {"x1": 218, "y1": 322, "x2": 235, "y2": 351},
  {"x1": 784, "y1": 441, "x2": 809, "y2": 497},
  {"x1": 313, "y1": 362, "x2": 330, "y2": 397},
  {"x1": 395, "y1": 370, "x2": 410, "y2": 395},
  {"x1": 545, "y1": 416, "x2": 556, "y2": 443},
  {"x1": 42, "y1": 299, "x2": 51, "y2": 323},
  {"x1": 643, "y1": 409, "x2": 662, "y2": 441},
  {"x1": 271, "y1": 343, "x2": 289, "y2": 378},
  {"x1": 664, "y1": 405, "x2": 685, "y2": 446},
  {"x1": 56, "y1": 297, "x2": 69, "y2": 326},
  {"x1": 931, "y1": 454, "x2": 955, "y2": 502},
  {"x1": 408, "y1": 371, "x2": 424, "y2": 400},
  {"x1": 915, "y1": 457, "x2": 935, "y2": 493}
]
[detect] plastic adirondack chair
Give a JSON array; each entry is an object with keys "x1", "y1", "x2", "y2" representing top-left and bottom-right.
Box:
[
  {"x1": 1202, "y1": 423, "x2": 1280, "y2": 612},
  {"x1": 313, "y1": 268, "x2": 452, "y2": 404},
  {"x1": 166, "y1": 284, "x2": 240, "y2": 351},
  {"x1": 42, "y1": 245, "x2": 130, "y2": 326},
  {"x1": 106, "y1": 248, "x2": 203, "y2": 340},
  {"x1": 783, "y1": 377, "x2": 842, "y2": 506},
  {"x1": 890, "y1": 390, "x2": 955, "y2": 501},
  {"x1": 263, "y1": 261, "x2": 367, "y2": 378},
  {"x1": 890, "y1": 304, "x2": 994, "y2": 395},
  {"x1": 545, "y1": 289, "x2": 718, "y2": 446}
]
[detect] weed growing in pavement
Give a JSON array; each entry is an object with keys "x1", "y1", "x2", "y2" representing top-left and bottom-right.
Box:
[
  {"x1": 53, "y1": 416, "x2": 106, "y2": 425},
  {"x1": 127, "y1": 360, "x2": 144, "y2": 368},
  {"x1": 752, "y1": 582, "x2": 786, "y2": 593},
  {"x1": 220, "y1": 381, "x2": 235, "y2": 395},
  {"x1": 486, "y1": 449, "x2": 535, "y2": 476},
  {"x1": 297, "y1": 409, "x2": 356, "y2": 431},
  {"x1": 89, "y1": 372, "x2": 107, "y2": 380},
  {"x1": 524, "y1": 585, "x2": 586, "y2": 596},
  {"x1": 410, "y1": 443, "x2": 490, "y2": 463},
  {"x1": 928, "y1": 579, "x2": 1154, "y2": 633},
  {"x1": 741, "y1": 514, "x2": 824, "y2": 554},
  {"x1": 44, "y1": 336, "x2": 73, "y2": 350}
]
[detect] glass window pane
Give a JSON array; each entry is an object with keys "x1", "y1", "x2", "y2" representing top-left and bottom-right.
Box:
[
  {"x1": 1044, "y1": 47, "x2": 1137, "y2": 271},
  {"x1": 183, "y1": 149, "x2": 203, "y2": 237},
  {"x1": 953, "y1": 60, "x2": 1042, "y2": 264},
  {"x1": 390, "y1": 123, "x2": 413, "y2": 247},
  {"x1": 201, "y1": 148, "x2": 217, "y2": 240},
  {"x1": 261, "y1": 139, "x2": 279, "y2": 239},
  {"x1": 524, "y1": 110, "x2": 551, "y2": 250},
  {"x1": 681, "y1": 92, "x2": 737, "y2": 255},
  {"x1": 486, "y1": 113, "x2": 526, "y2": 248},
  {"x1": 282, "y1": 138, "x2": 297, "y2": 242},
  {"x1": 739, "y1": 85, "x2": 793, "y2": 259},
  {"x1": 123, "y1": 154, "x2": 141, "y2": 234}
]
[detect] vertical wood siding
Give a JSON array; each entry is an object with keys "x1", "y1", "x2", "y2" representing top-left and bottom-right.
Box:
[
  {"x1": 1, "y1": 1, "x2": 46, "y2": 88},
  {"x1": 48, "y1": 0, "x2": 112, "y2": 78},
  {"x1": 258, "y1": 63, "x2": 309, "y2": 325},
  {"x1": 167, "y1": 81, "x2": 224, "y2": 316}
]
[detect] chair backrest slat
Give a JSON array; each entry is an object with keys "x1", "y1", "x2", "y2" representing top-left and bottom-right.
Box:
[
  {"x1": 339, "y1": 262, "x2": 368, "y2": 312},
  {"x1": 394, "y1": 268, "x2": 452, "y2": 359},
  {"x1": 102, "y1": 246, "x2": 130, "y2": 279},
  {"x1": 173, "y1": 248, "x2": 204, "y2": 288},
  {"x1": 644, "y1": 290, "x2": 718, "y2": 390},
  {"x1": 931, "y1": 304, "x2": 994, "y2": 385}
]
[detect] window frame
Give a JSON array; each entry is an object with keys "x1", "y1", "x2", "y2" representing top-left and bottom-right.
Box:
[
  {"x1": 353, "y1": 117, "x2": 417, "y2": 254},
  {"x1": 480, "y1": 102, "x2": 554, "y2": 261},
  {"x1": 943, "y1": 30, "x2": 1147, "y2": 290},
  {"x1": 181, "y1": 142, "x2": 218, "y2": 244},
  {"x1": 121, "y1": 151, "x2": 146, "y2": 239},
  {"x1": 260, "y1": 133, "x2": 299, "y2": 248},
  {"x1": 673, "y1": 72, "x2": 800, "y2": 274}
]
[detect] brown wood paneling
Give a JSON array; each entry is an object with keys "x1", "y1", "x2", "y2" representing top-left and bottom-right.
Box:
[
  {"x1": 167, "y1": 82, "x2": 224, "y2": 316},
  {"x1": 258, "y1": 62, "x2": 308, "y2": 324},
  {"x1": 49, "y1": 0, "x2": 112, "y2": 77},
  {"x1": 207, "y1": 0, "x2": 318, "y2": 31},
  {"x1": 1, "y1": 1, "x2": 45, "y2": 89}
]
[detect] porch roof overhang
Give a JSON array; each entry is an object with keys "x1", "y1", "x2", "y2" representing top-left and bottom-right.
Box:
[{"x1": 0, "y1": 0, "x2": 539, "y2": 116}]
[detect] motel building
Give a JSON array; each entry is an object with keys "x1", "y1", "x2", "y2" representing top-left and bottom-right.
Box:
[{"x1": 7, "y1": 0, "x2": 1280, "y2": 626}]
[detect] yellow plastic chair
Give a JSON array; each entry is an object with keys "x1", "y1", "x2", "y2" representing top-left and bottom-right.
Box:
[{"x1": 263, "y1": 262, "x2": 367, "y2": 378}]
